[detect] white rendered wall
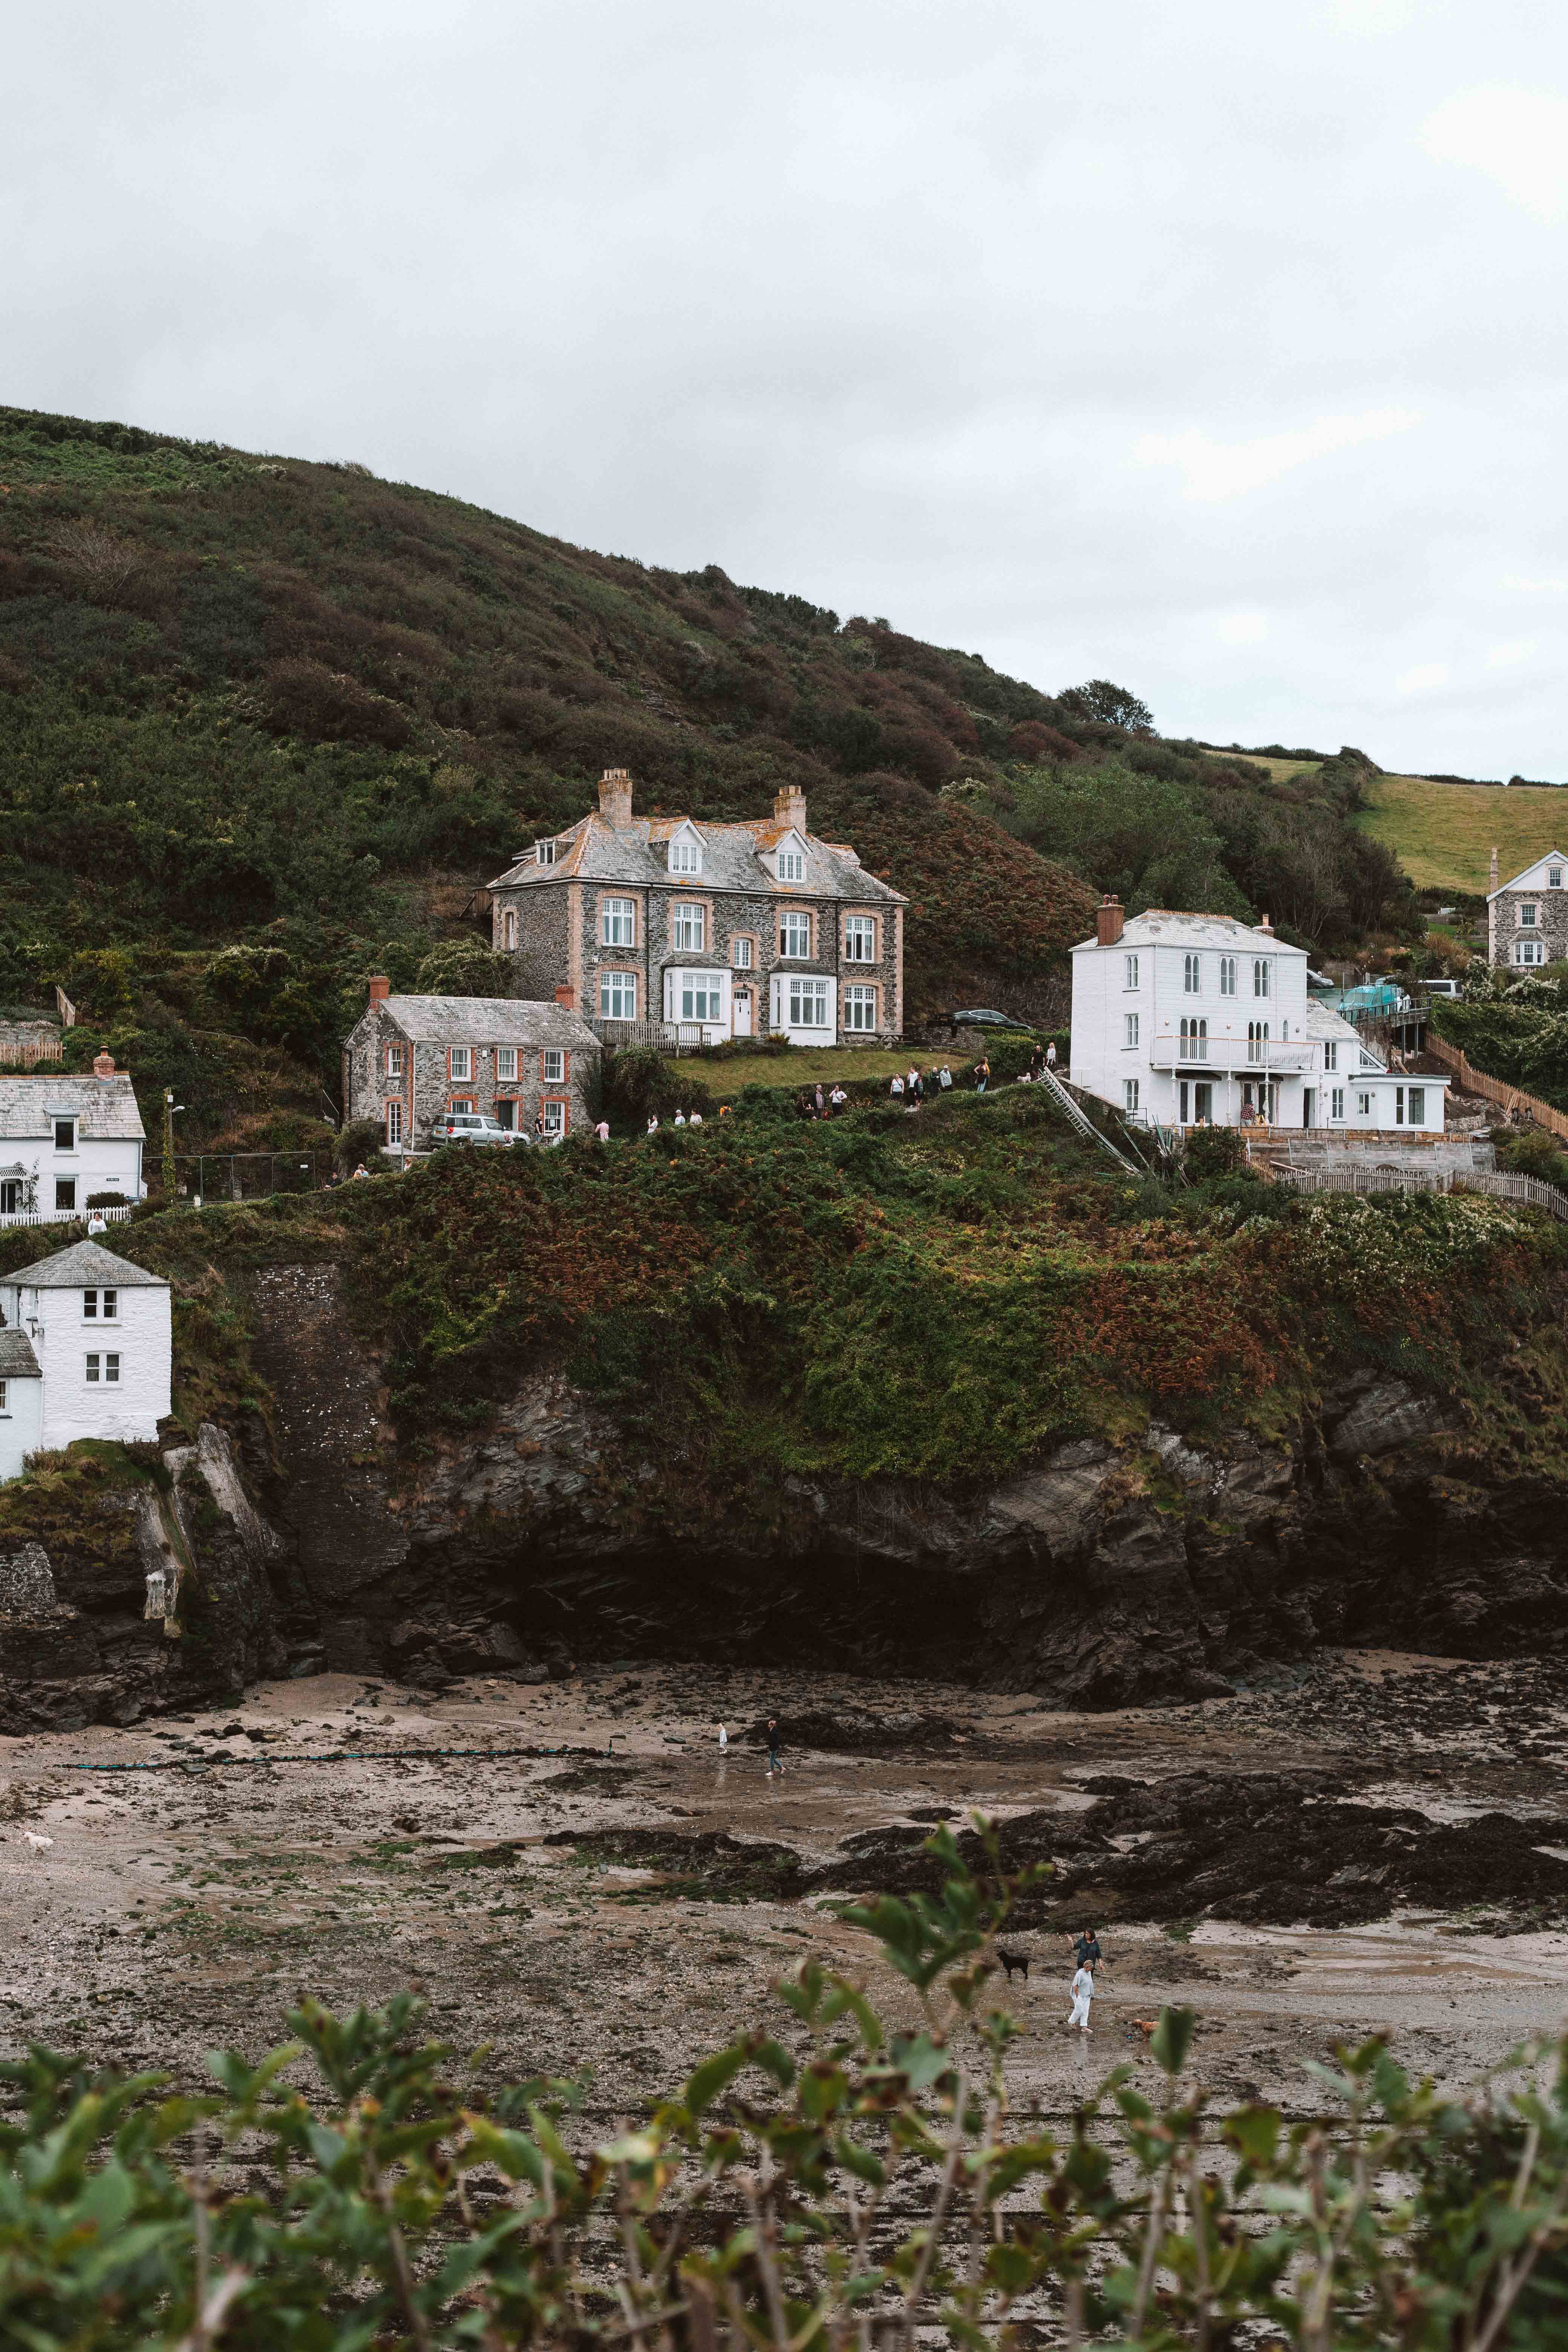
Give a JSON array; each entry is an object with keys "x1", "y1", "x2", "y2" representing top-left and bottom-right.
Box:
[
  {"x1": 0, "y1": 1284, "x2": 173, "y2": 1450},
  {"x1": 8, "y1": 1135, "x2": 143, "y2": 1209},
  {"x1": 0, "y1": 1378, "x2": 43, "y2": 1482}
]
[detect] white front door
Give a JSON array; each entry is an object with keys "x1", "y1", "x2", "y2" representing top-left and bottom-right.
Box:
[{"x1": 733, "y1": 989, "x2": 753, "y2": 1037}]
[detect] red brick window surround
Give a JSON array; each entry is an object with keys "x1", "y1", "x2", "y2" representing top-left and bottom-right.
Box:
[
  {"x1": 843, "y1": 913, "x2": 878, "y2": 963},
  {"x1": 496, "y1": 1044, "x2": 519, "y2": 1083},
  {"x1": 449, "y1": 1096, "x2": 476, "y2": 1115},
  {"x1": 540, "y1": 1047, "x2": 569, "y2": 1086},
  {"x1": 448, "y1": 1045, "x2": 473, "y2": 1083},
  {"x1": 541, "y1": 1098, "x2": 568, "y2": 1139},
  {"x1": 385, "y1": 1042, "x2": 405, "y2": 1079},
  {"x1": 843, "y1": 980, "x2": 880, "y2": 1032},
  {"x1": 779, "y1": 907, "x2": 813, "y2": 959},
  {"x1": 731, "y1": 933, "x2": 760, "y2": 970},
  {"x1": 385, "y1": 1099, "x2": 404, "y2": 1147},
  {"x1": 670, "y1": 898, "x2": 712, "y2": 952},
  {"x1": 599, "y1": 893, "x2": 637, "y2": 948}
]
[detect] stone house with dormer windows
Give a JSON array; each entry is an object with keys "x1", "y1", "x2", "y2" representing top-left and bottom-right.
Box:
[
  {"x1": 1487, "y1": 847, "x2": 1568, "y2": 968},
  {"x1": 341, "y1": 985, "x2": 600, "y2": 1150},
  {"x1": 487, "y1": 770, "x2": 906, "y2": 1046}
]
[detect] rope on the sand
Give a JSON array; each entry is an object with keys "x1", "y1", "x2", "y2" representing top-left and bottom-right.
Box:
[{"x1": 54, "y1": 1743, "x2": 615, "y2": 1774}]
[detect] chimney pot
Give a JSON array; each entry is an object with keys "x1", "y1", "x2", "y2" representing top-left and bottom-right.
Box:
[
  {"x1": 598, "y1": 768, "x2": 634, "y2": 827},
  {"x1": 368, "y1": 974, "x2": 390, "y2": 1005},
  {"x1": 1095, "y1": 894, "x2": 1124, "y2": 947},
  {"x1": 555, "y1": 984, "x2": 574, "y2": 1011},
  {"x1": 92, "y1": 1050, "x2": 116, "y2": 1080}
]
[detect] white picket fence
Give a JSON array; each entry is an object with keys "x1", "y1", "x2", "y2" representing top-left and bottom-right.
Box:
[
  {"x1": 1274, "y1": 1165, "x2": 1568, "y2": 1222},
  {"x1": 0, "y1": 1203, "x2": 133, "y2": 1231}
]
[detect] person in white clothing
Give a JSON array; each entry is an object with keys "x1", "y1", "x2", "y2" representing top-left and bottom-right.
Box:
[
  {"x1": 1067, "y1": 1965, "x2": 1094, "y2": 2032},
  {"x1": 717, "y1": 1722, "x2": 728, "y2": 1749}
]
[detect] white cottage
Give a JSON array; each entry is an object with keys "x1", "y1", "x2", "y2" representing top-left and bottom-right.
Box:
[
  {"x1": 1070, "y1": 900, "x2": 1449, "y2": 1134},
  {"x1": 0, "y1": 1239, "x2": 172, "y2": 1481},
  {"x1": 0, "y1": 1053, "x2": 147, "y2": 1224}
]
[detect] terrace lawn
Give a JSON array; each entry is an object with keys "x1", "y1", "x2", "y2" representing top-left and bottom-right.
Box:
[
  {"x1": 1355, "y1": 775, "x2": 1568, "y2": 895},
  {"x1": 689, "y1": 1044, "x2": 943, "y2": 1093}
]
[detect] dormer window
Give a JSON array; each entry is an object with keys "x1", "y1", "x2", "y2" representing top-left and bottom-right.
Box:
[
  {"x1": 54, "y1": 1119, "x2": 75, "y2": 1152},
  {"x1": 535, "y1": 840, "x2": 557, "y2": 868},
  {"x1": 1551, "y1": 868, "x2": 1563, "y2": 889},
  {"x1": 669, "y1": 839, "x2": 702, "y2": 874},
  {"x1": 777, "y1": 848, "x2": 804, "y2": 883}
]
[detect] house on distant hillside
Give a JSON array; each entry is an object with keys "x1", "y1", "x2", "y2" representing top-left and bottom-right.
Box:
[
  {"x1": 487, "y1": 770, "x2": 907, "y2": 1046},
  {"x1": 0, "y1": 1055, "x2": 147, "y2": 1226},
  {"x1": 1070, "y1": 900, "x2": 1449, "y2": 1133},
  {"x1": 1487, "y1": 847, "x2": 1568, "y2": 967},
  {"x1": 0, "y1": 1239, "x2": 172, "y2": 1482},
  {"x1": 341, "y1": 986, "x2": 601, "y2": 1150}
]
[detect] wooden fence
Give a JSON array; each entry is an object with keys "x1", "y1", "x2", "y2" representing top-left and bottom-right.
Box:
[
  {"x1": 0, "y1": 1039, "x2": 64, "y2": 1069},
  {"x1": 1274, "y1": 1164, "x2": 1568, "y2": 1222},
  {"x1": 1425, "y1": 1032, "x2": 1568, "y2": 1141}
]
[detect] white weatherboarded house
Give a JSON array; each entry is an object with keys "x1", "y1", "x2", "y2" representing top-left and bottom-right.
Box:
[
  {"x1": 0, "y1": 1240, "x2": 172, "y2": 1479},
  {"x1": 0, "y1": 1054, "x2": 147, "y2": 1224},
  {"x1": 1070, "y1": 900, "x2": 1448, "y2": 1133}
]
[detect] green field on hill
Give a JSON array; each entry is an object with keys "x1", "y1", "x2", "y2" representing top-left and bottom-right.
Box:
[{"x1": 1354, "y1": 774, "x2": 1568, "y2": 895}]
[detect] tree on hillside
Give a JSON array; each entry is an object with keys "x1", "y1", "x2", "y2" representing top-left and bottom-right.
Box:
[
  {"x1": 1058, "y1": 679, "x2": 1156, "y2": 733},
  {"x1": 1003, "y1": 760, "x2": 1250, "y2": 920},
  {"x1": 414, "y1": 939, "x2": 516, "y2": 997}
]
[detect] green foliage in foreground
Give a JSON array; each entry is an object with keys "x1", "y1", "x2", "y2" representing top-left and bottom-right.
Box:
[{"x1": 5, "y1": 1830, "x2": 1568, "y2": 2350}]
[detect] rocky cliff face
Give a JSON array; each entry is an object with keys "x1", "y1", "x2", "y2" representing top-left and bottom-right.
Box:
[{"x1": 7, "y1": 1261, "x2": 1566, "y2": 1726}]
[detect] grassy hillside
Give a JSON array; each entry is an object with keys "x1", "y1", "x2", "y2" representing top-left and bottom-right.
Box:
[{"x1": 1355, "y1": 773, "x2": 1568, "y2": 896}]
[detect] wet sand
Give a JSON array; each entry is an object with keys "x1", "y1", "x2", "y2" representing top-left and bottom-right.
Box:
[{"x1": 3, "y1": 1650, "x2": 1565, "y2": 2120}]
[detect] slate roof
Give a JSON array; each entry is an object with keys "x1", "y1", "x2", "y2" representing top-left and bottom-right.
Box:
[
  {"x1": 0, "y1": 1239, "x2": 168, "y2": 1291},
  {"x1": 1072, "y1": 911, "x2": 1307, "y2": 954},
  {"x1": 0, "y1": 1073, "x2": 146, "y2": 1142},
  {"x1": 489, "y1": 815, "x2": 906, "y2": 905},
  {"x1": 0, "y1": 1329, "x2": 41, "y2": 1379},
  {"x1": 375, "y1": 996, "x2": 600, "y2": 1051}
]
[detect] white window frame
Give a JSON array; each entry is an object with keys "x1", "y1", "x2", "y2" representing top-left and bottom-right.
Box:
[
  {"x1": 788, "y1": 977, "x2": 831, "y2": 1029},
  {"x1": 1253, "y1": 959, "x2": 1271, "y2": 998},
  {"x1": 599, "y1": 971, "x2": 637, "y2": 1020},
  {"x1": 55, "y1": 1179, "x2": 76, "y2": 1212},
  {"x1": 496, "y1": 1046, "x2": 518, "y2": 1082},
  {"x1": 1551, "y1": 868, "x2": 1563, "y2": 890},
  {"x1": 1183, "y1": 952, "x2": 1200, "y2": 994},
  {"x1": 601, "y1": 896, "x2": 636, "y2": 947},
  {"x1": 503, "y1": 908, "x2": 517, "y2": 949},
  {"x1": 1247, "y1": 1021, "x2": 1269, "y2": 1064},
  {"x1": 1517, "y1": 940, "x2": 1545, "y2": 965},
  {"x1": 672, "y1": 902, "x2": 705, "y2": 951},
  {"x1": 542, "y1": 1048, "x2": 565, "y2": 1084},
  {"x1": 386, "y1": 1043, "x2": 404, "y2": 1080},
  {"x1": 1124, "y1": 1012, "x2": 1139, "y2": 1048},
  {"x1": 1407, "y1": 1086, "x2": 1426, "y2": 1124},
  {"x1": 1331, "y1": 1087, "x2": 1344, "y2": 1120},
  {"x1": 1123, "y1": 1078, "x2": 1140, "y2": 1114},
  {"x1": 540, "y1": 1099, "x2": 566, "y2": 1139},
  {"x1": 535, "y1": 839, "x2": 556, "y2": 867},
  {"x1": 678, "y1": 974, "x2": 725, "y2": 1024},
  {"x1": 777, "y1": 848, "x2": 805, "y2": 882},
  {"x1": 82, "y1": 1288, "x2": 118, "y2": 1322},
  {"x1": 1521, "y1": 902, "x2": 1539, "y2": 927},
  {"x1": 0, "y1": 1379, "x2": 7, "y2": 1414},
  {"x1": 1179, "y1": 1016, "x2": 1207, "y2": 1061},
  {"x1": 1323, "y1": 1042, "x2": 1338, "y2": 1072},
  {"x1": 54, "y1": 1118, "x2": 75, "y2": 1152},
  {"x1": 844, "y1": 983, "x2": 877, "y2": 1032},
  {"x1": 450, "y1": 1045, "x2": 472, "y2": 1081},
  {"x1": 1358, "y1": 1090, "x2": 1372, "y2": 1117},
  {"x1": 668, "y1": 839, "x2": 702, "y2": 874},
  {"x1": 86, "y1": 1351, "x2": 119, "y2": 1384},
  {"x1": 780, "y1": 910, "x2": 811, "y2": 959},
  {"x1": 733, "y1": 936, "x2": 754, "y2": 969},
  {"x1": 386, "y1": 1099, "x2": 404, "y2": 1147},
  {"x1": 1124, "y1": 953, "x2": 1139, "y2": 990},
  {"x1": 1219, "y1": 956, "x2": 1236, "y2": 996},
  {"x1": 844, "y1": 915, "x2": 875, "y2": 963}
]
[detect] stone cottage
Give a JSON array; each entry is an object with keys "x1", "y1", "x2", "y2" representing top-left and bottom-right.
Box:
[
  {"x1": 1487, "y1": 846, "x2": 1568, "y2": 968},
  {"x1": 341, "y1": 987, "x2": 601, "y2": 1150},
  {"x1": 0, "y1": 1053, "x2": 147, "y2": 1224},
  {"x1": 0, "y1": 1238, "x2": 173, "y2": 1483},
  {"x1": 487, "y1": 770, "x2": 907, "y2": 1046}
]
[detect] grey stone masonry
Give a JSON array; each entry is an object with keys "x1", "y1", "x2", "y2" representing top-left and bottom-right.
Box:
[
  {"x1": 1488, "y1": 850, "x2": 1568, "y2": 968},
  {"x1": 487, "y1": 772, "x2": 907, "y2": 1044},
  {"x1": 342, "y1": 992, "x2": 601, "y2": 1147}
]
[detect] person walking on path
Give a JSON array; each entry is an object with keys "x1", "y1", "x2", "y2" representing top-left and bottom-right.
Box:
[
  {"x1": 717, "y1": 1721, "x2": 728, "y2": 1750},
  {"x1": 1071, "y1": 1925, "x2": 1102, "y2": 1973},
  {"x1": 974, "y1": 1056, "x2": 991, "y2": 1094},
  {"x1": 766, "y1": 1718, "x2": 783, "y2": 1776},
  {"x1": 1067, "y1": 1962, "x2": 1094, "y2": 2034},
  {"x1": 1046, "y1": 1039, "x2": 1058, "y2": 1070}
]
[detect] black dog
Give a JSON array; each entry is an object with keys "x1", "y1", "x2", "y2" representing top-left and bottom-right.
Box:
[{"x1": 996, "y1": 1947, "x2": 1031, "y2": 1982}]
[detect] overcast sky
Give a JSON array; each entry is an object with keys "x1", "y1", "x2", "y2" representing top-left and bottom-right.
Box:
[{"x1": 6, "y1": 1, "x2": 1566, "y2": 774}]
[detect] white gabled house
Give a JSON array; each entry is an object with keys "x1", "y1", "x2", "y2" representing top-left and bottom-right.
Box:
[
  {"x1": 0, "y1": 1238, "x2": 172, "y2": 1483},
  {"x1": 0, "y1": 1053, "x2": 147, "y2": 1225},
  {"x1": 1070, "y1": 900, "x2": 1448, "y2": 1134}
]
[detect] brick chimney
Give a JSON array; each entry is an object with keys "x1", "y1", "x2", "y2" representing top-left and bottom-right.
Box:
[
  {"x1": 555, "y1": 984, "x2": 575, "y2": 1011},
  {"x1": 92, "y1": 1050, "x2": 116, "y2": 1080},
  {"x1": 1259, "y1": 912, "x2": 1273, "y2": 934},
  {"x1": 598, "y1": 768, "x2": 633, "y2": 828},
  {"x1": 773, "y1": 783, "x2": 807, "y2": 832},
  {"x1": 1096, "y1": 895, "x2": 1124, "y2": 946},
  {"x1": 368, "y1": 974, "x2": 390, "y2": 1005},
  {"x1": 1490, "y1": 844, "x2": 1499, "y2": 893}
]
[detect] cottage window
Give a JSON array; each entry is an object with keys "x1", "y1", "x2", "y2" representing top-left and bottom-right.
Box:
[
  {"x1": 679, "y1": 977, "x2": 723, "y2": 1023},
  {"x1": 86, "y1": 1352, "x2": 120, "y2": 1385},
  {"x1": 535, "y1": 840, "x2": 556, "y2": 867},
  {"x1": 1179, "y1": 1016, "x2": 1207, "y2": 1061},
  {"x1": 1552, "y1": 868, "x2": 1563, "y2": 890},
  {"x1": 1123, "y1": 1078, "x2": 1140, "y2": 1114},
  {"x1": 1516, "y1": 940, "x2": 1545, "y2": 965},
  {"x1": 496, "y1": 1047, "x2": 518, "y2": 1081},
  {"x1": 0, "y1": 1380, "x2": 7, "y2": 1413},
  {"x1": 83, "y1": 1288, "x2": 117, "y2": 1321},
  {"x1": 541, "y1": 1100, "x2": 566, "y2": 1139},
  {"x1": 778, "y1": 848, "x2": 805, "y2": 882},
  {"x1": 669, "y1": 839, "x2": 702, "y2": 874},
  {"x1": 1124, "y1": 953, "x2": 1139, "y2": 990},
  {"x1": 844, "y1": 915, "x2": 875, "y2": 962},
  {"x1": 55, "y1": 1179, "x2": 76, "y2": 1212},
  {"x1": 54, "y1": 1119, "x2": 75, "y2": 1152},
  {"x1": 542, "y1": 1049, "x2": 565, "y2": 1084},
  {"x1": 1247, "y1": 1021, "x2": 1269, "y2": 1064},
  {"x1": 602, "y1": 896, "x2": 635, "y2": 947},
  {"x1": 844, "y1": 983, "x2": 877, "y2": 1032},
  {"x1": 1323, "y1": 1041, "x2": 1338, "y2": 1072},
  {"x1": 780, "y1": 910, "x2": 811, "y2": 958},
  {"x1": 787, "y1": 978, "x2": 830, "y2": 1029},
  {"x1": 1253, "y1": 959, "x2": 1271, "y2": 998},
  {"x1": 450, "y1": 1046, "x2": 472, "y2": 1080},
  {"x1": 1407, "y1": 1086, "x2": 1426, "y2": 1124},
  {"x1": 1331, "y1": 1087, "x2": 1345, "y2": 1120},
  {"x1": 599, "y1": 972, "x2": 637, "y2": 1020},
  {"x1": 733, "y1": 936, "x2": 754, "y2": 969},
  {"x1": 386, "y1": 1099, "x2": 404, "y2": 1147},
  {"x1": 1183, "y1": 952, "x2": 1200, "y2": 993},
  {"x1": 386, "y1": 1044, "x2": 404, "y2": 1079},
  {"x1": 673, "y1": 902, "x2": 705, "y2": 951},
  {"x1": 0, "y1": 1181, "x2": 18, "y2": 1215},
  {"x1": 1124, "y1": 1012, "x2": 1140, "y2": 1048},
  {"x1": 504, "y1": 910, "x2": 517, "y2": 949},
  {"x1": 1358, "y1": 1092, "x2": 1372, "y2": 1116},
  {"x1": 1521, "y1": 902, "x2": 1539, "y2": 927},
  {"x1": 1219, "y1": 956, "x2": 1236, "y2": 996}
]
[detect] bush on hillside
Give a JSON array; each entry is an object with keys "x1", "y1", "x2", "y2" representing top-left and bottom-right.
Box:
[
  {"x1": 1494, "y1": 1125, "x2": 1568, "y2": 1188},
  {"x1": 601, "y1": 1044, "x2": 711, "y2": 1127},
  {"x1": 412, "y1": 939, "x2": 516, "y2": 997},
  {"x1": 336, "y1": 1116, "x2": 387, "y2": 1173},
  {"x1": 1183, "y1": 1124, "x2": 1248, "y2": 1181}
]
